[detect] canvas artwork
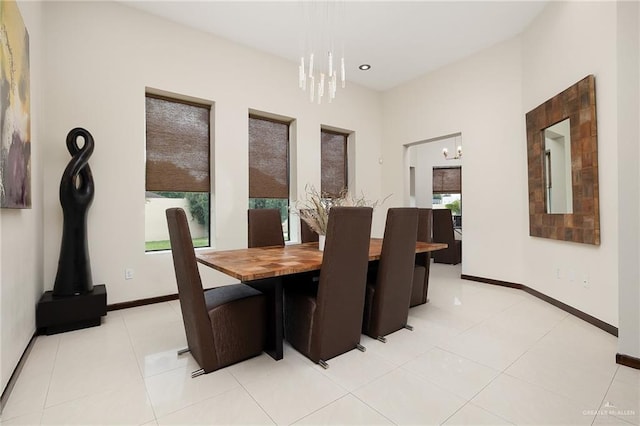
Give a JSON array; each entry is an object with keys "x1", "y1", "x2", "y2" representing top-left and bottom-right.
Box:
[{"x1": 0, "y1": 0, "x2": 31, "y2": 208}]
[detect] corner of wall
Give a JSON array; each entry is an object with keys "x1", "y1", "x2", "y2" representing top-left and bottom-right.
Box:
[{"x1": 1, "y1": 0, "x2": 45, "y2": 394}]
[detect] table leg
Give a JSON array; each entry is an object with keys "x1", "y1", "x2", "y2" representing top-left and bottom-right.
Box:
[{"x1": 244, "y1": 277, "x2": 283, "y2": 360}]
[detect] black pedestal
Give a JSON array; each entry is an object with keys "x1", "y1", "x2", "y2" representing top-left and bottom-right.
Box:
[{"x1": 36, "y1": 284, "x2": 107, "y2": 335}]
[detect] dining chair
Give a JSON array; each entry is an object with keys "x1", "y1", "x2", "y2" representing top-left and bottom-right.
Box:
[
  {"x1": 284, "y1": 206, "x2": 373, "y2": 368},
  {"x1": 432, "y1": 208, "x2": 462, "y2": 264},
  {"x1": 248, "y1": 208, "x2": 285, "y2": 248},
  {"x1": 410, "y1": 208, "x2": 432, "y2": 307},
  {"x1": 362, "y1": 208, "x2": 419, "y2": 342},
  {"x1": 300, "y1": 217, "x2": 319, "y2": 243},
  {"x1": 166, "y1": 208, "x2": 266, "y2": 377}
]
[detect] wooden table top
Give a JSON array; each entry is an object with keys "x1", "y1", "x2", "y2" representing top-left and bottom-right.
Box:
[{"x1": 196, "y1": 238, "x2": 447, "y2": 282}]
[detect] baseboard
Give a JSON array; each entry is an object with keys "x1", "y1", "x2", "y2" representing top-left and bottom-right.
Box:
[
  {"x1": 616, "y1": 353, "x2": 640, "y2": 370},
  {"x1": 461, "y1": 274, "x2": 618, "y2": 337},
  {"x1": 2, "y1": 290, "x2": 206, "y2": 412},
  {"x1": 1, "y1": 333, "x2": 37, "y2": 414},
  {"x1": 107, "y1": 293, "x2": 178, "y2": 311}
]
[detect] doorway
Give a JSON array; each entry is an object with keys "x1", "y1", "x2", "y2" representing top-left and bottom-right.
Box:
[
  {"x1": 406, "y1": 134, "x2": 462, "y2": 209},
  {"x1": 406, "y1": 133, "x2": 463, "y2": 248}
]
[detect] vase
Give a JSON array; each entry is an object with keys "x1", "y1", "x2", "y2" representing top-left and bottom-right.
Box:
[{"x1": 318, "y1": 234, "x2": 326, "y2": 251}]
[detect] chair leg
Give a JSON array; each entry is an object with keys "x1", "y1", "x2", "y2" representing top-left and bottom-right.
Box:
[
  {"x1": 177, "y1": 348, "x2": 190, "y2": 356},
  {"x1": 318, "y1": 359, "x2": 329, "y2": 369},
  {"x1": 404, "y1": 324, "x2": 414, "y2": 331},
  {"x1": 376, "y1": 336, "x2": 387, "y2": 343},
  {"x1": 356, "y1": 343, "x2": 366, "y2": 352},
  {"x1": 191, "y1": 368, "x2": 205, "y2": 378}
]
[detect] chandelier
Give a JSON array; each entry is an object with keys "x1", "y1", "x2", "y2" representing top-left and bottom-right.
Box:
[
  {"x1": 298, "y1": 1, "x2": 346, "y2": 104},
  {"x1": 442, "y1": 135, "x2": 463, "y2": 160}
]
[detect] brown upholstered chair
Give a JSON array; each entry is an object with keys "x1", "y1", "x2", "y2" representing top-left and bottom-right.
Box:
[
  {"x1": 411, "y1": 208, "x2": 432, "y2": 307},
  {"x1": 284, "y1": 207, "x2": 373, "y2": 368},
  {"x1": 248, "y1": 209, "x2": 285, "y2": 248},
  {"x1": 166, "y1": 208, "x2": 266, "y2": 377},
  {"x1": 432, "y1": 208, "x2": 462, "y2": 265},
  {"x1": 300, "y1": 218, "x2": 319, "y2": 243},
  {"x1": 362, "y1": 208, "x2": 418, "y2": 341}
]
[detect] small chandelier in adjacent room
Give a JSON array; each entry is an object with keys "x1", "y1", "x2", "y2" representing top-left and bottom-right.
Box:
[
  {"x1": 298, "y1": 1, "x2": 346, "y2": 104},
  {"x1": 443, "y1": 135, "x2": 463, "y2": 160}
]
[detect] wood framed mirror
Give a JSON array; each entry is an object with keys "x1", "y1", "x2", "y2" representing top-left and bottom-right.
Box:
[{"x1": 526, "y1": 75, "x2": 600, "y2": 245}]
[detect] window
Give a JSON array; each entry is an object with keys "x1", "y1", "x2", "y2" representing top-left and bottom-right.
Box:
[
  {"x1": 432, "y1": 166, "x2": 461, "y2": 194},
  {"x1": 432, "y1": 166, "x2": 462, "y2": 225},
  {"x1": 248, "y1": 115, "x2": 290, "y2": 240},
  {"x1": 321, "y1": 129, "x2": 348, "y2": 197},
  {"x1": 145, "y1": 94, "x2": 211, "y2": 251}
]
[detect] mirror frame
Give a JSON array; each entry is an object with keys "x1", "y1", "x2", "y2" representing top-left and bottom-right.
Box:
[{"x1": 526, "y1": 75, "x2": 600, "y2": 245}]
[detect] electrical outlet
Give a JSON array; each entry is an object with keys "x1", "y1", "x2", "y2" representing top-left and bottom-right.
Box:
[
  {"x1": 125, "y1": 268, "x2": 134, "y2": 280},
  {"x1": 582, "y1": 273, "x2": 590, "y2": 288},
  {"x1": 568, "y1": 270, "x2": 575, "y2": 282}
]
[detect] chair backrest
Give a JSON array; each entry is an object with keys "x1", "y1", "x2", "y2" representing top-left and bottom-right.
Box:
[
  {"x1": 248, "y1": 209, "x2": 285, "y2": 248},
  {"x1": 166, "y1": 208, "x2": 218, "y2": 370},
  {"x1": 417, "y1": 208, "x2": 433, "y2": 243},
  {"x1": 312, "y1": 207, "x2": 373, "y2": 361},
  {"x1": 432, "y1": 208, "x2": 455, "y2": 244},
  {"x1": 300, "y1": 217, "x2": 319, "y2": 243},
  {"x1": 370, "y1": 208, "x2": 419, "y2": 337},
  {"x1": 411, "y1": 208, "x2": 433, "y2": 306},
  {"x1": 415, "y1": 207, "x2": 433, "y2": 268}
]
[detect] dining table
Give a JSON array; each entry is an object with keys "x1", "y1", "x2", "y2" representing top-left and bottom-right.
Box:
[{"x1": 196, "y1": 238, "x2": 447, "y2": 360}]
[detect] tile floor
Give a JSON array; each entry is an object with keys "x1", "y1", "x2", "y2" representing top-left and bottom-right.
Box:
[{"x1": 1, "y1": 264, "x2": 638, "y2": 425}]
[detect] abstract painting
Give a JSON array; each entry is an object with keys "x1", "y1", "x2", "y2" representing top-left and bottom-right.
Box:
[{"x1": 0, "y1": 0, "x2": 30, "y2": 208}]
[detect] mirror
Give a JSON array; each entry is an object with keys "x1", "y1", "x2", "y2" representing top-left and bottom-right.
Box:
[
  {"x1": 544, "y1": 118, "x2": 572, "y2": 214},
  {"x1": 526, "y1": 75, "x2": 600, "y2": 245}
]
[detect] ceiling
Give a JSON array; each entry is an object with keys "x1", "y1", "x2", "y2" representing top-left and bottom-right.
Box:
[{"x1": 120, "y1": 1, "x2": 548, "y2": 91}]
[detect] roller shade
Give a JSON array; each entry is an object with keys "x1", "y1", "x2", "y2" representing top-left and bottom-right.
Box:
[
  {"x1": 321, "y1": 130, "x2": 348, "y2": 197},
  {"x1": 145, "y1": 95, "x2": 210, "y2": 192},
  {"x1": 249, "y1": 116, "x2": 289, "y2": 198},
  {"x1": 433, "y1": 167, "x2": 461, "y2": 194}
]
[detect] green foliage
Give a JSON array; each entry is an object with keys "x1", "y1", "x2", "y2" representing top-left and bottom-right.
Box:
[
  {"x1": 145, "y1": 192, "x2": 209, "y2": 252},
  {"x1": 146, "y1": 237, "x2": 208, "y2": 252},
  {"x1": 185, "y1": 193, "x2": 210, "y2": 227},
  {"x1": 156, "y1": 192, "x2": 184, "y2": 199},
  {"x1": 445, "y1": 199, "x2": 461, "y2": 215},
  {"x1": 248, "y1": 198, "x2": 289, "y2": 223},
  {"x1": 154, "y1": 192, "x2": 209, "y2": 226}
]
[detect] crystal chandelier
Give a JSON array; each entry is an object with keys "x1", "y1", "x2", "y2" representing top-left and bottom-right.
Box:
[{"x1": 298, "y1": 1, "x2": 346, "y2": 104}]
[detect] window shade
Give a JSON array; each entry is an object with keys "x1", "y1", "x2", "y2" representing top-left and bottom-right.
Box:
[
  {"x1": 145, "y1": 95, "x2": 210, "y2": 192},
  {"x1": 433, "y1": 167, "x2": 461, "y2": 194},
  {"x1": 249, "y1": 116, "x2": 289, "y2": 199},
  {"x1": 321, "y1": 130, "x2": 347, "y2": 197}
]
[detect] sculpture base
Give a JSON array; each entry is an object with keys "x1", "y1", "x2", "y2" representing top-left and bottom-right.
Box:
[{"x1": 36, "y1": 284, "x2": 107, "y2": 335}]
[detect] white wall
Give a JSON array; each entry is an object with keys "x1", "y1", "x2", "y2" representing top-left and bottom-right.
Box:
[
  {"x1": 521, "y1": 1, "x2": 618, "y2": 326},
  {"x1": 383, "y1": 1, "x2": 624, "y2": 328},
  {"x1": 40, "y1": 1, "x2": 384, "y2": 305},
  {"x1": 616, "y1": 0, "x2": 640, "y2": 361},
  {"x1": 383, "y1": 36, "x2": 526, "y2": 285},
  {"x1": 0, "y1": 0, "x2": 44, "y2": 394}
]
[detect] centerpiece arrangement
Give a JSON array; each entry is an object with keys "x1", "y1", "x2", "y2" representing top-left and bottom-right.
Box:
[{"x1": 293, "y1": 185, "x2": 386, "y2": 250}]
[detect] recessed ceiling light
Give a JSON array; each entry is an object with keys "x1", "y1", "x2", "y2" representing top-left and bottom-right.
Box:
[{"x1": 358, "y1": 64, "x2": 371, "y2": 71}]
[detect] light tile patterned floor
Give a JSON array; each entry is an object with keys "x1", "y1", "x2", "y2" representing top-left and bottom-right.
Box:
[{"x1": 1, "y1": 264, "x2": 637, "y2": 425}]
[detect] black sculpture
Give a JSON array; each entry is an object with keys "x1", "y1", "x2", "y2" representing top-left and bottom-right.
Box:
[{"x1": 53, "y1": 128, "x2": 95, "y2": 296}]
